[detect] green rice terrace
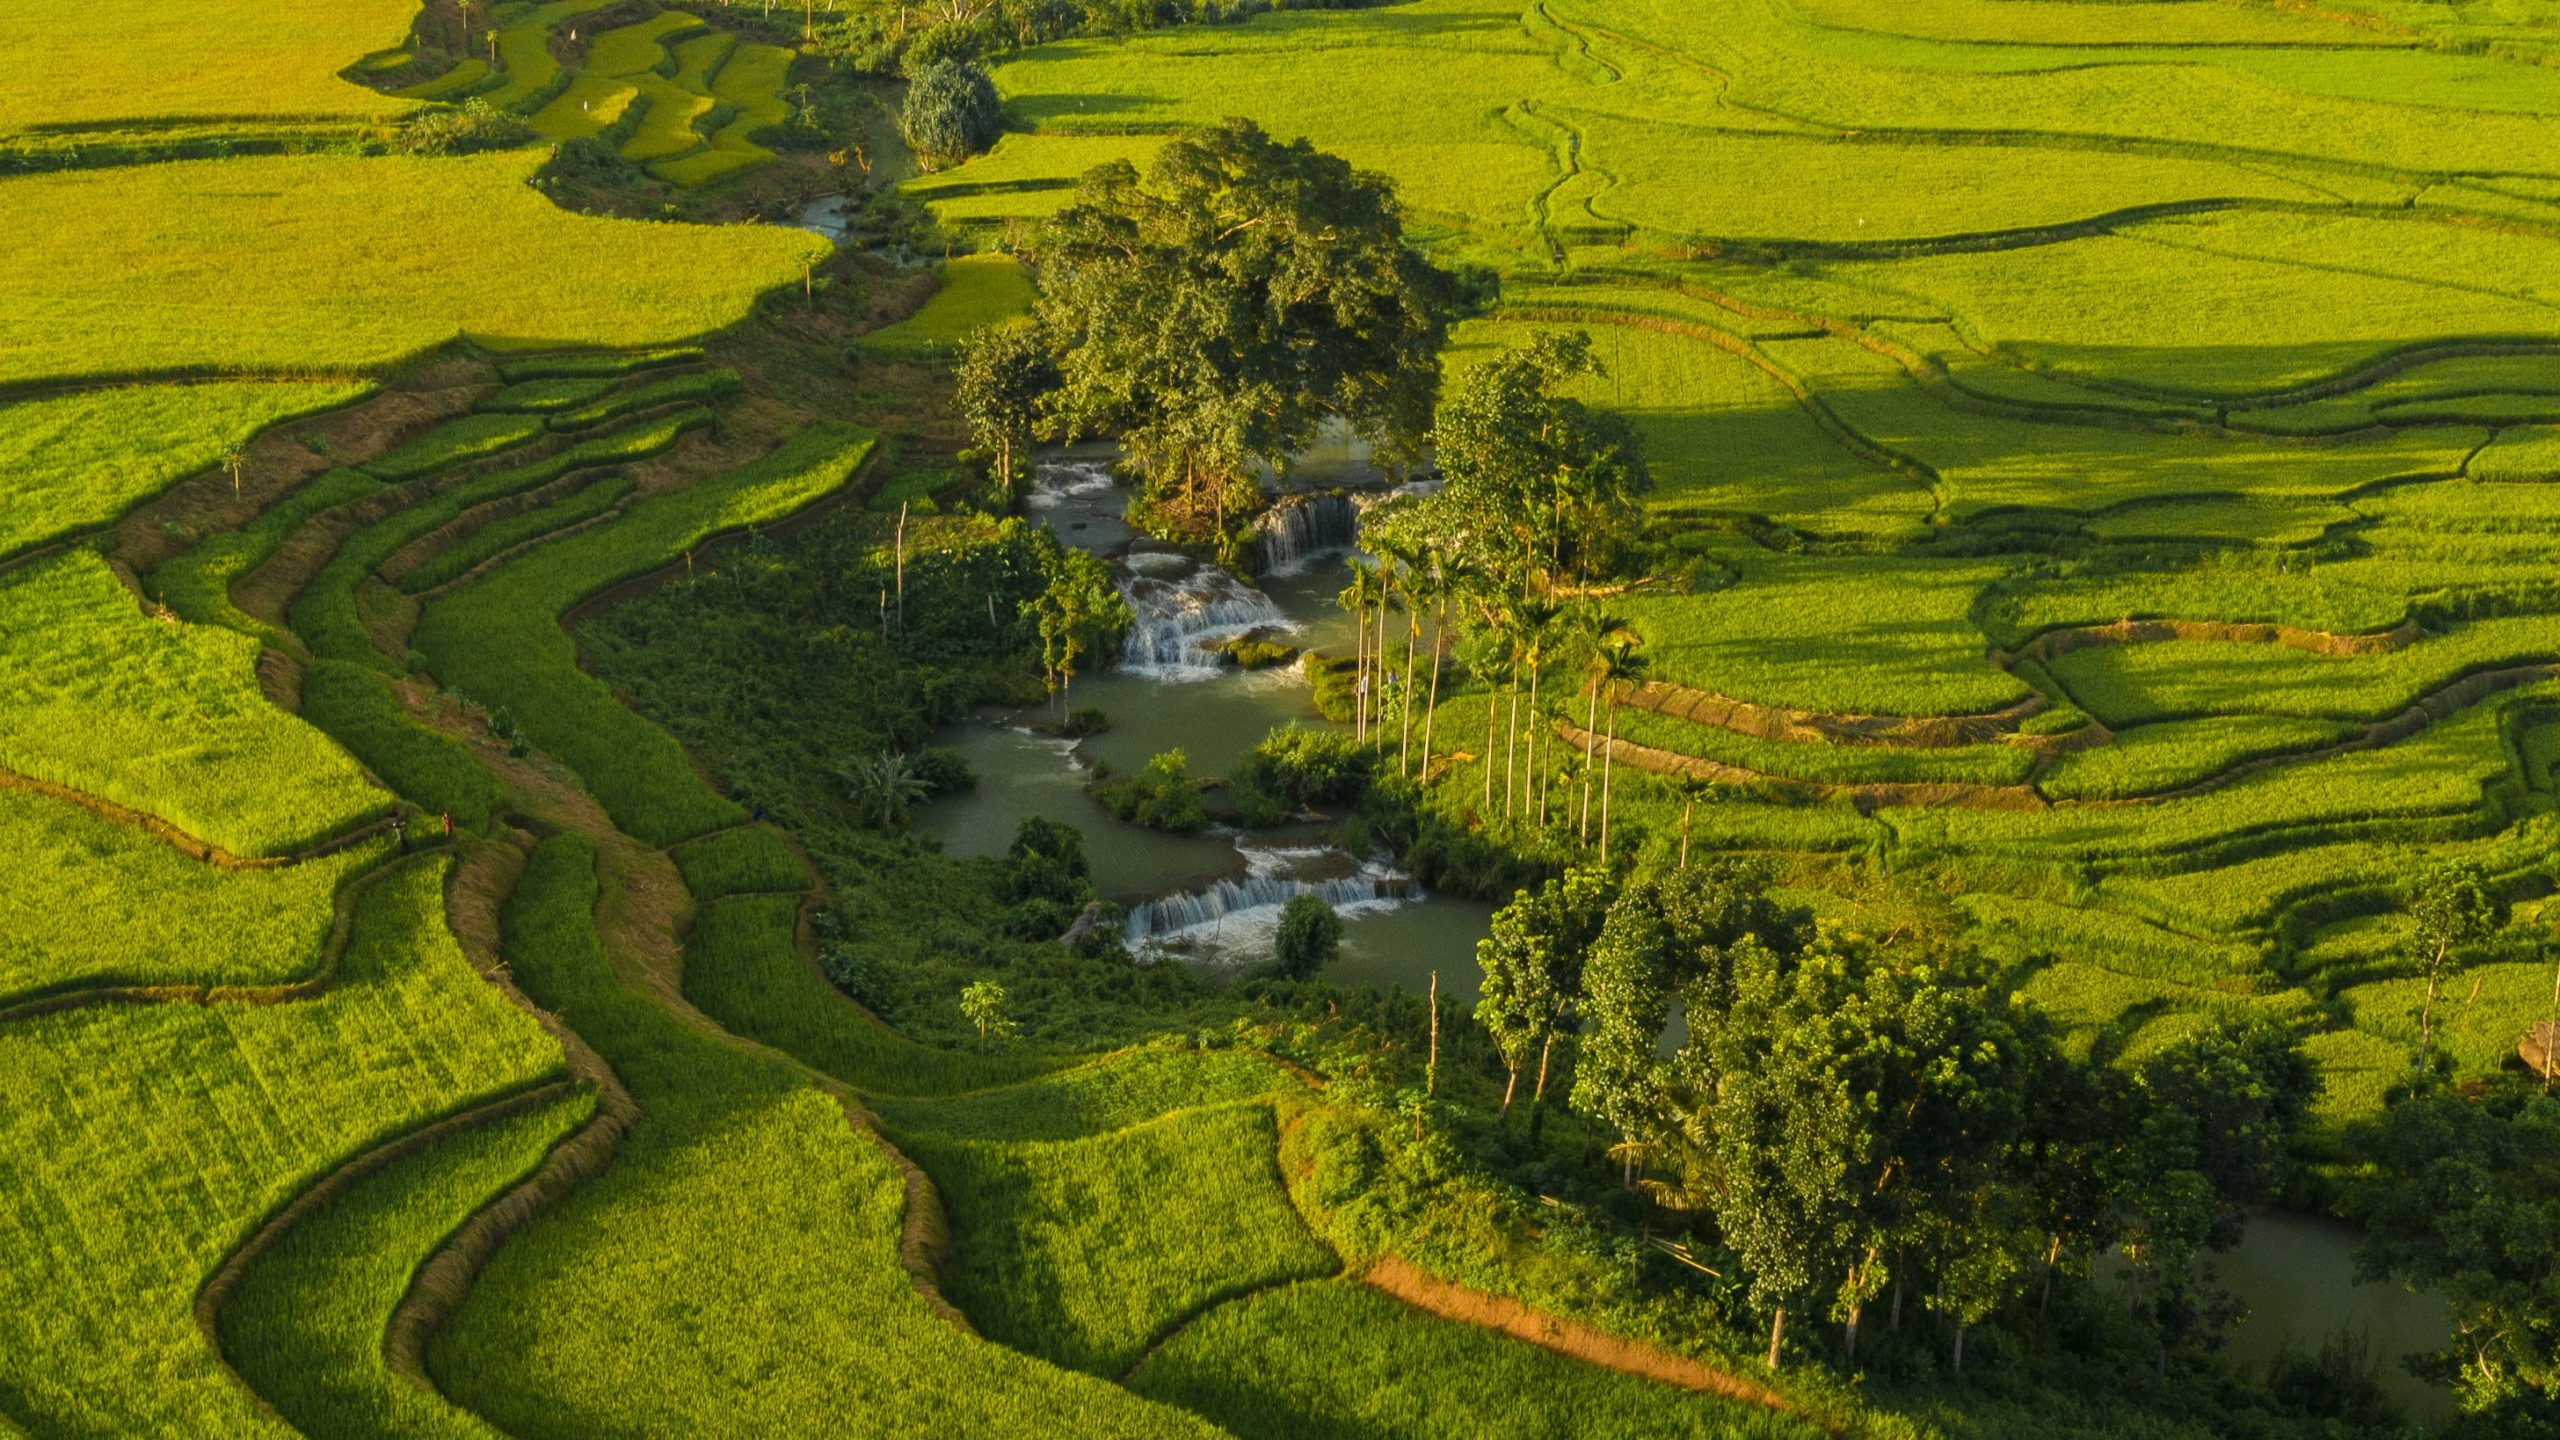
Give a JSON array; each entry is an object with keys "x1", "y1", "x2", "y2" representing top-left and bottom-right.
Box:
[{"x1": 12, "y1": 0, "x2": 2560, "y2": 1436}]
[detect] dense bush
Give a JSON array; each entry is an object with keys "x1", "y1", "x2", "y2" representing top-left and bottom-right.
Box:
[
  {"x1": 392, "y1": 99, "x2": 532, "y2": 156},
  {"x1": 1271, "y1": 895, "x2": 1343, "y2": 980},
  {"x1": 900, "y1": 60, "x2": 1002, "y2": 164},
  {"x1": 1094, "y1": 748, "x2": 1209, "y2": 832}
]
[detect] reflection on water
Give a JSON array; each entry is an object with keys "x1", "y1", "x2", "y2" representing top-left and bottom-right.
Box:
[{"x1": 2216, "y1": 1210, "x2": 2451, "y2": 1425}]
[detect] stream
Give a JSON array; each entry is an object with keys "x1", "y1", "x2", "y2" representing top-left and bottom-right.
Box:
[
  {"x1": 913, "y1": 453, "x2": 1495, "y2": 1001},
  {"x1": 913, "y1": 457, "x2": 2450, "y2": 1422}
]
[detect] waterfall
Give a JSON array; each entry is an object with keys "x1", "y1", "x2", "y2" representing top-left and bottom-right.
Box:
[
  {"x1": 1253, "y1": 492, "x2": 1362, "y2": 577},
  {"x1": 1126, "y1": 845, "x2": 1418, "y2": 950},
  {"x1": 1116, "y1": 554, "x2": 1289, "y2": 680},
  {"x1": 1026, "y1": 458, "x2": 1117, "y2": 510}
]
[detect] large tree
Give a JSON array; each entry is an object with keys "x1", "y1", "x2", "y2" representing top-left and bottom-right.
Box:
[
  {"x1": 954, "y1": 319, "x2": 1058, "y2": 493},
  {"x1": 1034, "y1": 119, "x2": 1457, "y2": 551}
]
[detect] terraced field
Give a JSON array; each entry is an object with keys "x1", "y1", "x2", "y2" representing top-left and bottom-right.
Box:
[
  {"x1": 15, "y1": 0, "x2": 2560, "y2": 1435},
  {"x1": 915, "y1": 0, "x2": 2560, "y2": 1141}
]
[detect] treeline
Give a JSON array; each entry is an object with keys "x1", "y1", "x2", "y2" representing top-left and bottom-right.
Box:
[
  {"x1": 687, "y1": 0, "x2": 1393, "y2": 75},
  {"x1": 1477, "y1": 858, "x2": 2319, "y2": 1378}
]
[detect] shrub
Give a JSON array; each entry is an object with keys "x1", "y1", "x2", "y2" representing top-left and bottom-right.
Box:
[
  {"x1": 901, "y1": 60, "x2": 1002, "y2": 164},
  {"x1": 1234, "y1": 724, "x2": 1373, "y2": 816},
  {"x1": 1094, "y1": 748, "x2": 1209, "y2": 832},
  {"x1": 393, "y1": 99, "x2": 533, "y2": 156},
  {"x1": 1272, "y1": 895, "x2": 1343, "y2": 981}
]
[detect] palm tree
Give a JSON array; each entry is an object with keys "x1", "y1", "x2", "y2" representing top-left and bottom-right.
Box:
[
  {"x1": 1476, "y1": 596, "x2": 1511, "y2": 814},
  {"x1": 1415, "y1": 556, "x2": 1462, "y2": 783},
  {"x1": 1337, "y1": 559, "x2": 1381, "y2": 741},
  {"x1": 1669, "y1": 771, "x2": 1719, "y2": 868},
  {"x1": 853, "y1": 751, "x2": 932, "y2": 831},
  {"x1": 222, "y1": 449, "x2": 245, "y2": 498},
  {"x1": 1594, "y1": 632, "x2": 1648, "y2": 861},
  {"x1": 1513, "y1": 596, "x2": 1562, "y2": 826},
  {"x1": 1575, "y1": 609, "x2": 1639, "y2": 841}
]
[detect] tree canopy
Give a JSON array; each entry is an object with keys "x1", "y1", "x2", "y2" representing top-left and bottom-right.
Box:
[{"x1": 1034, "y1": 118, "x2": 1457, "y2": 550}]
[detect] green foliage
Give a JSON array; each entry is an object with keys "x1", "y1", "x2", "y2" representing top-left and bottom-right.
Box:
[
  {"x1": 216, "y1": 1090, "x2": 593, "y2": 1440},
  {"x1": 0, "y1": 859, "x2": 563, "y2": 1436},
  {"x1": 1232, "y1": 723, "x2": 1373, "y2": 824},
  {"x1": 953, "y1": 317, "x2": 1058, "y2": 478},
  {"x1": 1131, "y1": 1279, "x2": 1825, "y2": 1439},
  {"x1": 682, "y1": 890, "x2": 1058, "y2": 1095},
  {"x1": 395, "y1": 474, "x2": 634, "y2": 595},
  {"x1": 0, "y1": 381, "x2": 366, "y2": 560},
  {"x1": 0, "y1": 786, "x2": 380, "y2": 1008},
  {"x1": 414, "y1": 424, "x2": 874, "y2": 846},
  {"x1": 1096, "y1": 747, "x2": 1211, "y2": 832},
  {"x1": 149, "y1": 464, "x2": 385, "y2": 645},
  {"x1": 902, "y1": 59, "x2": 1003, "y2": 163},
  {"x1": 1037, "y1": 118, "x2": 1456, "y2": 542},
  {"x1": 899, "y1": 1101, "x2": 1340, "y2": 1375},
  {"x1": 0, "y1": 551, "x2": 387, "y2": 857},
  {"x1": 543, "y1": 368, "x2": 743, "y2": 432},
  {"x1": 438, "y1": 835, "x2": 1207, "y2": 1437},
  {"x1": 863, "y1": 255, "x2": 1039, "y2": 361},
  {"x1": 295, "y1": 407, "x2": 714, "y2": 670},
  {"x1": 670, "y1": 823, "x2": 806, "y2": 900},
  {"x1": 296, "y1": 660, "x2": 503, "y2": 831},
  {"x1": 2355, "y1": 1079, "x2": 2560, "y2": 1429},
  {"x1": 391, "y1": 98, "x2": 534, "y2": 155},
  {"x1": 0, "y1": 152, "x2": 824, "y2": 388},
  {"x1": 1272, "y1": 894, "x2": 1345, "y2": 981}
]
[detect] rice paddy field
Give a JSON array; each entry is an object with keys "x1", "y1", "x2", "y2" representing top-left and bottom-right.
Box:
[{"x1": 10, "y1": 0, "x2": 2560, "y2": 1435}]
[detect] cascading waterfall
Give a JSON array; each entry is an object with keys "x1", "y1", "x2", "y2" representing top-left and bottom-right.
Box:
[
  {"x1": 1253, "y1": 492, "x2": 1363, "y2": 576},
  {"x1": 1026, "y1": 457, "x2": 1118, "y2": 510},
  {"x1": 1125, "y1": 845, "x2": 1418, "y2": 950},
  {"x1": 1116, "y1": 552, "x2": 1289, "y2": 680}
]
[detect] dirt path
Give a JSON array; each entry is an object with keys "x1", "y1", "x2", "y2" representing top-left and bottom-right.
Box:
[{"x1": 1360, "y1": 1255, "x2": 1828, "y2": 1428}]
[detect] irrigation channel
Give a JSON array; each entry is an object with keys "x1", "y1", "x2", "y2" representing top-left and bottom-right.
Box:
[
  {"x1": 914, "y1": 451, "x2": 1498, "y2": 1001},
  {"x1": 913, "y1": 457, "x2": 2449, "y2": 1413}
]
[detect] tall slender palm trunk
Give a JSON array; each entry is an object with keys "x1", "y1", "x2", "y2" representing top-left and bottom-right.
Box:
[
  {"x1": 1399, "y1": 605, "x2": 1420, "y2": 776},
  {"x1": 1580, "y1": 685, "x2": 1599, "y2": 839},
  {"x1": 1599, "y1": 693, "x2": 1618, "y2": 859},
  {"x1": 1504, "y1": 672, "x2": 1521, "y2": 818},
  {"x1": 1419, "y1": 605, "x2": 1445, "y2": 779}
]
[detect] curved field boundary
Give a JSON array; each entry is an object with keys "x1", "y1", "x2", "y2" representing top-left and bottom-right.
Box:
[
  {"x1": 1613, "y1": 677, "x2": 2047, "y2": 749},
  {"x1": 386, "y1": 1016, "x2": 637, "y2": 1386},
  {"x1": 193, "y1": 1078, "x2": 586, "y2": 1420},
  {"x1": 2006, "y1": 615, "x2": 2422, "y2": 666},
  {"x1": 0, "y1": 842, "x2": 409, "y2": 1025},
  {"x1": 1358, "y1": 1255, "x2": 1820, "y2": 1428},
  {"x1": 1556, "y1": 719, "x2": 2046, "y2": 810},
  {"x1": 0, "y1": 762, "x2": 396, "y2": 871},
  {"x1": 2069, "y1": 660, "x2": 2560, "y2": 807}
]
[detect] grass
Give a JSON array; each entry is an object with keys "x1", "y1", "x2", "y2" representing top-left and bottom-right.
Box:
[
  {"x1": 2045, "y1": 615, "x2": 2560, "y2": 727},
  {"x1": 395, "y1": 474, "x2": 635, "y2": 595},
  {"x1": 545, "y1": 367, "x2": 742, "y2": 430},
  {"x1": 434, "y1": 833, "x2": 1218, "y2": 1437},
  {"x1": 479, "y1": 377, "x2": 614, "y2": 414},
  {"x1": 649, "y1": 41, "x2": 794, "y2": 186},
  {"x1": 680, "y1": 892, "x2": 1058, "y2": 1094},
  {"x1": 896, "y1": 1103, "x2": 1340, "y2": 1377},
  {"x1": 413, "y1": 424, "x2": 874, "y2": 846},
  {"x1": 494, "y1": 347, "x2": 702, "y2": 382},
  {"x1": 150, "y1": 467, "x2": 386, "y2": 645},
  {"x1": 0, "y1": 858, "x2": 563, "y2": 1437},
  {"x1": 1620, "y1": 549, "x2": 2029, "y2": 719},
  {"x1": 859, "y1": 255, "x2": 1038, "y2": 360},
  {"x1": 360, "y1": 413, "x2": 553, "y2": 483},
  {"x1": 2039, "y1": 716, "x2": 2358, "y2": 800},
  {"x1": 297, "y1": 661, "x2": 506, "y2": 831},
  {"x1": 292, "y1": 407, "x2": 712, "y2": 670},
  {"x1": 215, "y1": 1089, "x2": 594, "y2": 1440},
  {"x1": 1611, "y1": 705, "x2": 2037, "y2": 788},
  {"x1": 0, "y1": 0, "x2": 417, "y2": 132},
  {"x1": 667, "y1": 822, "x2": 804, "y2": 899},
  {"x1": 0, "y1": 381, "x2": 368, "y2": 560},
  {"x1": 1130, "y1": 1278, "x2": 1823, "y2": 1439},
  {"x1": 874, "y1": 1049, "x2": 1301, "y2": 1141},
  {"x1": 0, "y1": 551, "x2": 386, "y2": 857},
  {"x1": 0, "y1": 152, "x2": 826, "y2": 387},
  {"x1": 0, "y1": 785, "x2": 383, "y2": 1009}
]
